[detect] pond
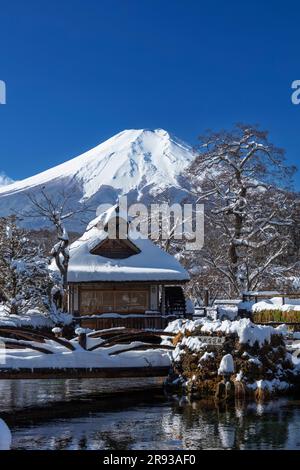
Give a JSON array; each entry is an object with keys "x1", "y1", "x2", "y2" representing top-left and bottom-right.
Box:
[{"x1": 1, "y1": 379, "x2": 300, "y2": 450}]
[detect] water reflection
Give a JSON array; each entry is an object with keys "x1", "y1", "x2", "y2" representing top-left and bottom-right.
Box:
[
  {"x1": 1, "y1": 380, "x2": 300, "y2": 449},
  {"x1": 168, "y1": 398, "x2": 294, "y2": 449},
  {"x1": 0, "y1": 378, "x2": 163, "y2": 412}
]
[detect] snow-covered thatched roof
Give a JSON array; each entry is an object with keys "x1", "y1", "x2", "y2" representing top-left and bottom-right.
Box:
[{"x1": 65, "y1": 208, "x2": 190, "y2": 283}]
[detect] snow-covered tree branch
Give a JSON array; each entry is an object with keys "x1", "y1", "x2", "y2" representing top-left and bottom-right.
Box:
[
  {"x1": 187, "y1": 124, "x2": 299, "y2": 296},
  {"x1": 0, "y1": 216, "x2": 54, "y2": 314},
  {"x1": 26, "y1": 189, "x2": 72, "y2": 290}
]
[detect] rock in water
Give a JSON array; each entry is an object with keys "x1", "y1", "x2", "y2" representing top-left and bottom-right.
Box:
[{"x1": 0, "y1": 419, "x2": 12, "y2": 450}]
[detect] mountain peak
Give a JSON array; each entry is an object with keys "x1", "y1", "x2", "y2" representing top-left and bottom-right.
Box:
[
  {"x1": 103, "y1": 128, "x2": 172, "y2": 147},
  {"x1": 0, "y1": 129, "x2": 195, "y2": 228}
]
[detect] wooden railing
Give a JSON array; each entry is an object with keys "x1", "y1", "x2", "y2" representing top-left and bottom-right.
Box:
[{"x1": 78, "y1": 314, "x2": 182, "y2": 331}]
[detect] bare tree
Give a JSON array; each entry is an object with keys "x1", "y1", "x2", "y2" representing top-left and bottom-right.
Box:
[
  {"x1": 25, "y1": 188, "x2": 93, "y2": 307},
  {"x1": 188, "y1": 124, "x2": 298, "y2": 296}
]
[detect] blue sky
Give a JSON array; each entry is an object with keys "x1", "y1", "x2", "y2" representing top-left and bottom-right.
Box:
[{"x1": 1, "y1": 0, "x2": 300, "y2": 187}]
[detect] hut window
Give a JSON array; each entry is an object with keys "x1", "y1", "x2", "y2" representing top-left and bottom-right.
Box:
[{"x1": 80, "y1": 289, "x2": 149, "y2": 314}]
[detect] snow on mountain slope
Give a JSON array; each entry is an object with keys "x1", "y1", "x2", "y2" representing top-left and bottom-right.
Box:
[
  {"x1": 0, "y1": 129, "x2": 194, "y2": 198},
  {"x1": 0, "y1": 129, "x2": 195, "y2": 228}
]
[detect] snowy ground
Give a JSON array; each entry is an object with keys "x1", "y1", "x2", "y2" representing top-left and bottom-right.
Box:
[
  {"x1": 0, "y1": 335, "x2": 171, "y2": 370},
  {"x1": 0, "y1": 311, "x2": 54, "y2": 329}
]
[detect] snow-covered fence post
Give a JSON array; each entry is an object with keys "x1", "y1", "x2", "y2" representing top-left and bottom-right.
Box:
[
  {"x1": 204, "y1": 288, "x2": 209, "y2": 307},
  {"x1": 161, "y1": 285, "x2": 166, "y2": 315},
  {"x1": 78, "y1": 333, "x2": 87, "y2": 350},
  {"x1": 215, "y1": 354, "x2": 235, "y2": 402},
  {"x1": 52, "y1": 327, "x2": 62, "y2": 338},
  {"x1": 75, "y1": 328, "x2": 87, "y2": 350}
]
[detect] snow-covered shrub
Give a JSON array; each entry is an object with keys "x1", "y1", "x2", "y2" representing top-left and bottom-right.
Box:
[
  {"x1": 0, "y1": 216, "x2": 54, "y2": 314},
  {"x1": 166, "y1": 318, "x2": 294, "y2": 399},
  {"x1": 0, "y1": 308, "x2": 54, "y2": 328}
]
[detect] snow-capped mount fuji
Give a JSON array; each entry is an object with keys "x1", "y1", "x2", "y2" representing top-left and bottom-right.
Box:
[{"x1": 0, "y1": 129, "x2": 195, "y2": 229}]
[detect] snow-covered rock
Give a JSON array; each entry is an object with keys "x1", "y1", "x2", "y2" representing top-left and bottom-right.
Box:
[
  {"x1": 246, "y1": 379, "x2": 290, "y2": 392},
  {"x1": 218, "y1": 354, "x2": 235, "y2": 375},
  {"x1": 0, "y1": 419, "x2": 12, "y2": 450},
  {"x1": 199, "y1": 351, "x2": 214, "y2": 363},
  {"x1": 51, "y1": 327, "x2": 62, "y2": 335}
]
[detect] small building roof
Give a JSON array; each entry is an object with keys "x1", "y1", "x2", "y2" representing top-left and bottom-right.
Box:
[{"x1": 65, "y1": 208, "x2": 190, "y2": 283}]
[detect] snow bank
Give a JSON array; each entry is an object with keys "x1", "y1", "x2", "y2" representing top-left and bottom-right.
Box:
[
  {"x1": 0, "y1": 419, "x2": 12, "y2": 450},
  {"x1": 0, "y1": 308, "x2": 53, "y2": 329},
  {"x1": 0, "y1": 306, "x2": 73, "y2": 329}
]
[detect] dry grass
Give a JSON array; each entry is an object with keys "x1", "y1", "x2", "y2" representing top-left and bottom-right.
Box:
[{"x1": 253, "y1": 309, "x2": 300, "y2": 323}]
